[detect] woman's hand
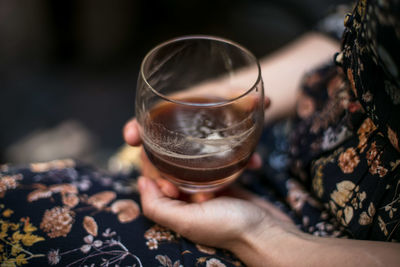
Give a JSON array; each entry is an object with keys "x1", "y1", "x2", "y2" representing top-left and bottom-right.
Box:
[
  {"x1": 137, "y1": 175, "x2": 296, "y2": 252},
  {"x1": 122, "y1": 95, "x2": 299, "y2": 252},
  {"x1": 136, "y1": 169, "x2": 400, "y2": 267}
]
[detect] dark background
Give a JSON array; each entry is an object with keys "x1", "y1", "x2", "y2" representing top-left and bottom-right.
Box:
[{"x1": 0, "y1": 0, "x2": 350, "y2": 167}]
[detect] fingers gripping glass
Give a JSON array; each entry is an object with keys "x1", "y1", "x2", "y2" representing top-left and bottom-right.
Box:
[{"x1": 135, "y1": 35, "x2": 264, "y2": 193}]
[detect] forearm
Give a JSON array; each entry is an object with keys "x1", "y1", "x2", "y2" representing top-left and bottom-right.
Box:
[
  {"x1": 301, "y1": 235, "x2": 400, "y2": 267},
  {"x1": 260, "y1": 32, "x2": 339, "y2": 123},
  {"x1": 231, "y1": 223, "x2": 400, "y2": 267}
]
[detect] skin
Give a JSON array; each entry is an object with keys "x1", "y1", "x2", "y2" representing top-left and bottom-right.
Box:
[{"x1": 125, "y1": 33, "x2": 400, "y2": 266}]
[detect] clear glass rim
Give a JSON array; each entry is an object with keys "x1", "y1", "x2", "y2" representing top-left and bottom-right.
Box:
[{"x1": 140, "y1": 35, "x2": 262, "y2": 107}]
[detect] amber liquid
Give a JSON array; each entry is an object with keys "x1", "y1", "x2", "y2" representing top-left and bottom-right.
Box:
[{"x1": 142, "y1": 97, "x2": 261, "y2": 188}]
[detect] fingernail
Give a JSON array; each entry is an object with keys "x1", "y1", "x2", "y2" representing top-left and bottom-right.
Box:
[{"x1": 126, "y1": 127, "x2": 138, "y2": 143}]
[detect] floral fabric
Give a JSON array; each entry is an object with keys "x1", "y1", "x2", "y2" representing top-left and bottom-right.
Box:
[
  {"x1": 0, "y1": 159, "x2": 241, "y2": 266},
  {"x1": 243, "y1": 0, "x2": 399, "y2": 242},
  {"x1": 1, "y1": 0, "x2": 399, "y2": 266},
  {"x1": 306, "y1": 0, "x2": 400, "y2": 241},
  {"x1": 285, "y1": 0, "x2": 400, "y2": 240}
]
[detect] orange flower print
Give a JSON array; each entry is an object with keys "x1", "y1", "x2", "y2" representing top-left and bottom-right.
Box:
[
  {"x1": 338, "y1": 147, "x2": 360, "y2": 173},
  {"x1": 366, "y1": 142, "x2": 379, "y2": 163},
  {"x1": 146, "y1": 239, "x2": 158, "y2": 250},
  {"x1": 387, "y1": 126, "x2": 399, "y2": 152},
  {"x1": 366, "y1": 142, "x2": 388, "y2": 177},
  {"x1": 369, "y1": 159, "x2": 388, "y2": 177},
  {"x1": 357, "y1": 118, "x2": 377, "y2": 153},
  {"x1": 144, "y1": 224, "x2": 178, "y2": 251},
  {"x1": 40, "y1": 206, "x2": 75, "y2": 238},
  {"x1": 357, "y1": 118, "x2": 377, "y2": 136},
  {"x1": 145, "y1": 225, "x2": 175, "y2": 240},
  {"x1": 0, "y1": 174, "x2": 23, "y2": 197}
]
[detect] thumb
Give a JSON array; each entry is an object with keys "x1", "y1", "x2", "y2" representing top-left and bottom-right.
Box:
[{"x1": 123, "y1": 118, "x2": 141, "y2": 146}]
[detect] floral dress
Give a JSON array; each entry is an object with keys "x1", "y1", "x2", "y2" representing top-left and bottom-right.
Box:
[
  {"x1": 239, "y1": 0, "x2": 399, "y2": 241},
  {"x1": 284, "y1": 0, "x2": 400, "y2": 240},
  {"x1": 0, "y1": 0, "x2": 399, "y2": 266},
  {"x1": 0, "y1": 160, "x2": 240, "y2": 266}
]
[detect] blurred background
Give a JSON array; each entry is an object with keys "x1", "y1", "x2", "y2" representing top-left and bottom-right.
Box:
[{"x1": 0, "y1": 0, "x2": 351, "y2": 169}]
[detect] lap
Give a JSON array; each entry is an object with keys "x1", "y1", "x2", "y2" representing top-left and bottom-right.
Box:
[
  {"x1": 0, "y1": 160, "x2": 241, "y2": 266},
  {"x1": 1, "y1": 118, "x2": 349, "y2": 266}
]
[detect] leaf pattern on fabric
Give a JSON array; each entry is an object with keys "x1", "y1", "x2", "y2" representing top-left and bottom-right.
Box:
[
  {"x1": 1, "y1": 159, "x2": 242, "y2": 266},
  {"x1": 87, "y1": 191, "x2": 116, "y2": 209},
  {"x1": 27, "y1": 184, "x2": 78, "y2": 203},
  {"x1": 155, "y1": 254, "x2": 183, "y2": 267},
  {"x1": 0, "y1": 206, "x2": 45, "y2": 266},
  {"x1": 196, "y1": 244, "x2": 216, "y2": 255},
  {"x1": 111, "y1": 199, "x2": 140, "y2": 223},
  {"x1": 83, "y1": 216, "x2": 98, "y2": 237},
  {"x1": 0, "y1": 1, "x2": 399, "y2": 265},
  {"x1": 330, "y1": 181, "x2": 356, "y2": 208},
  {"x1": 359, "y1": 202, "x2": 376, "y2": 225}
]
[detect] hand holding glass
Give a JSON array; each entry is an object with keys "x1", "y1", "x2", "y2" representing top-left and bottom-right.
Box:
[{"x1": 135, "y1": 36, "x2": 264, "y2": 193}]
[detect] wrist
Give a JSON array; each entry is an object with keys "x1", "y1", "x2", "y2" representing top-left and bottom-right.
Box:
[{"x1": 230, "y1": 218, "x2": 308, "y2": 266}]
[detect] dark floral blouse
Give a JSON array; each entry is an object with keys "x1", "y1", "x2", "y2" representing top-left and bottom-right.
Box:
[
  {"x1": 1, "y1": 0, "x2": 399, "y2": 266},
  {"x1": 285, "y1": 0, "x2": 400, "y2": 241}
]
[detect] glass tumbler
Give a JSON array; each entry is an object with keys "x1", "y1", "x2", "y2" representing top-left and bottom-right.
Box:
[{"x1": 135, "y1": 35, "x2": 264, "y2": 193}]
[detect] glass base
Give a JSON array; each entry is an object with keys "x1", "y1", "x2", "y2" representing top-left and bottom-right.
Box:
[{"x1": 161, "y1": 169, "x2": 244, "y2": 194}]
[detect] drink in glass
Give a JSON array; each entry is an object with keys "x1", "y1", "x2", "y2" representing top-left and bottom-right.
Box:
[{"x1": 135, "y1": 36, "x2": 264, "y2": 193}]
